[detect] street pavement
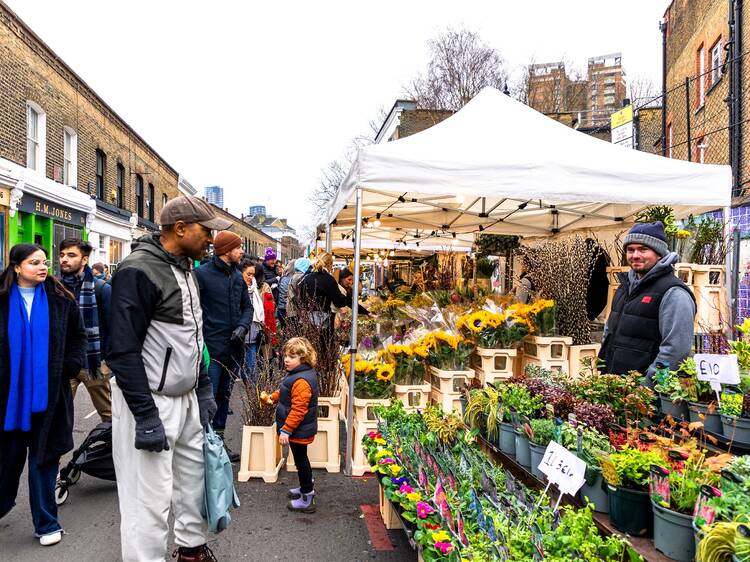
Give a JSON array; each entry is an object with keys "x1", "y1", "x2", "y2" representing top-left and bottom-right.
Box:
[{"x1": 0, "y1": 384, "x2": 414, "y2": 562}]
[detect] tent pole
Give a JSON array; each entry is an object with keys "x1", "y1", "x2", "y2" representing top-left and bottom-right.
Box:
[
  {"x1": 344, "y1": 186, "x2": 363, "y2": 476},
  {"x1": 325, "y1": 223, "x2": 332, "y2": 253}
]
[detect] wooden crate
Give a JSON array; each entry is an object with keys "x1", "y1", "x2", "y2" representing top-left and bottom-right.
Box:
[
  {"x1": 694, "y1": 285, "x2": 729, "y2": 332},
  {"x1": 394, "y1": 382, "x2": 431, "y2": 412},
  {"x1": 379, "y1": 485, "x2": 403, "y2": 530},
  {"x1": 238, "y1": 423, "x2": 284, "y2": 483},
  {"x1": 287, "y1": 396, "x2": 341, "y2": 473},
  {"x1": 568, "y1": 343, "x2": 601, "y2": 379}
]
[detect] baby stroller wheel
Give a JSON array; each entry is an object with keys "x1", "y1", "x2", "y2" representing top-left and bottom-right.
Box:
[
  {"x1": 55, "y1": 482, "x2": 69, "y2": 506},
  {"x1": 67, "y1": 467, "x2": 81, "y2": 484}
]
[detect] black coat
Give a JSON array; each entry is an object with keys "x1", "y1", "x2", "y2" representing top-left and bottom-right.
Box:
[
  {"x1": 195, "y1": 256, "x2": 253, "y2": 361},
  {"x1": 0, "y1": 278, "x2": 87, "y2": 465}
]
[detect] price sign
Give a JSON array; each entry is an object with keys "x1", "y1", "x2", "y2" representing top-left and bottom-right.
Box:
[
  {"x1": 695, "y1": 354, "x2": 741, "y2": 391},
  {"x1": 538, "y1": 441, "x2": 587, "y2": 496}
]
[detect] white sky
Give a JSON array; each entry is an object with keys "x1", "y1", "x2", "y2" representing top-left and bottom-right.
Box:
[{"x1": 6, "y1": 0, "x2": 671, "y2": 233}]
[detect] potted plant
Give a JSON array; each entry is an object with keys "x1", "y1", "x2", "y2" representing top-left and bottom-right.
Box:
[
  {"x1": 653, "y1": 367, "x2": 691, "y2": 420},
  {"x1": 238, "y1": 357, "x2": 286, "y2": 483},
  {"x1": 514, "y1": 423, "x2": 532, "y2": 469},
  {"x1": 559, "y1": 423, "x2": 613, "y2": 514},
  {"x1": 527, "y1": 418, "x2": 555, "y2": 480},
  {"x1": 417, "y1": 330, "x2": 475, "y2": 413},
  {"x1": 599, "y1": 446, "x2": 666, "y2": 537},
  {"x1": 463, "y1": 385, "x2": 501, "y2": 441},
  {"x1": 674, "y1": 358, "x2": 722, "y2": 434},
  {"x1": 652, "y1": 456, "x2": 720, "y2": 562},
  {"x1": 719, "y1": 391, "x2": 750, "y2": 443},
  {"x1": 497, "y1": 383, "x2": 543, "y2": 457}
]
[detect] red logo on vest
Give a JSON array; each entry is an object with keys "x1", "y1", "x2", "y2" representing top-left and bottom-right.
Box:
[{"x1": 641, "y1": 296, "x2": 652, "y2": 304}]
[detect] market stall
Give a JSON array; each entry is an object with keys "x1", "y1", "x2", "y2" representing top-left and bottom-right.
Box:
[{"x1": 326, "y1": 86, "x2": 732, "y2": 479}]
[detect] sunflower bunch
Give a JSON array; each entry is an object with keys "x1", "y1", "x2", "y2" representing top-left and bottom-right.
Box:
[
  {"x1": 415, "y1": 330, "x2": 475, "y2": 371},
  {"x1": 340, "y1": 352, "x2": 395, "y2": 399},
  {"x1": 507, "y1": 299, "x2": 556, "y2": 337},
  {"x1": 387, "y1": 343, "x2": 427, "y2": 385},
  {"x1": 457, "y1": 308, "x2": 530, "y2": 349}
]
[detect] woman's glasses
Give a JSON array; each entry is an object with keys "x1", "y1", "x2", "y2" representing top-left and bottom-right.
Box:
[{"x1": 26, "y1": 259, "x2": 52, "y2": 268}]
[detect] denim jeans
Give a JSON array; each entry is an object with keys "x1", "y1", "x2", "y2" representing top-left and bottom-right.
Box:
[
  {"x1": 0, "y1": 430, "x2": 62, "y2": 536},
  {"x1": 245, "y1": 339, "x2": 260, "y2": 383},
  {"x1": 208, "y1": 360, "x2": 231, "y2": 432}
]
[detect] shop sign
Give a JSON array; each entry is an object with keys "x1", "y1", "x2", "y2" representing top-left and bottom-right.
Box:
[
  {"x1": 0, "y1": 187, "x2": 10, "y2": 207},
  {"x1": 611, "y1": 105, "x2": 634, "y2": 149},
  {"x1": 18, "y1": 194, "x2": 87, "y2": 227}
]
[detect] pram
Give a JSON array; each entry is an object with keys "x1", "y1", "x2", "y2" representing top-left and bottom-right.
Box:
[{"x1": 55, "y1": 421, "x2": 116, "y2": 505}]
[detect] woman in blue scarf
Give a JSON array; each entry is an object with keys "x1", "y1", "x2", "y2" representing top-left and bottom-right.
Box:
[{"x1": 0, "y1": 244, "x2": 86, "y2": 547}]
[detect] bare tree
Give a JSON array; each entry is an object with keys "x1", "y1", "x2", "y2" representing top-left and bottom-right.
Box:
[
  {"x1": 405, "y1": 27, "x2": 508, "y2": 111},
  {"x1": 629, "y1": 75, "x2": 659, "y2": 108},
  {"x1": 512, "y1": 56, "x2": 587, "y2": 116}
]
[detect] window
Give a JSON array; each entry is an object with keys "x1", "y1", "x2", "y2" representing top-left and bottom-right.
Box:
[
  {"x1": 63, "y1": 128, "x2": 77, "y2": 186},
  {"x1": 667, "y1": 123, "x2": 673, "y2": 158},
  {"x1": 697, "y1": 46, "x2": 706, "y2": 107},
  {"x1": 147, "y1": 183, "x2": 155, "y2": 222},
  {"x1": 162, "y1": 193, "x2": 168, "y2": 211},
  {"x1": 135, "y1": 175, "x2": 144, "y2": 218},
  {"x1": 116, "y1": 164, "x2": 125, "y2": 208},
  {"x1": 109, "y1": 238, "x2": 123, "y2": 265},
  {"x1": 711, "y1": 40, "x2": 723, "y2": 86},
  {"x1": 26, "y1": 102, "x2": 46, "y2": 172},
  {"x1": 697, "y1": 137, "x2": 707, "y2": 163},
  {"x1": 95, "y1": 150, "x2": 106, "y2": 199}
]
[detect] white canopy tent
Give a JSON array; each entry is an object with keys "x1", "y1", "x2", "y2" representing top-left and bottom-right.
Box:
[{"x1": 330, "y1": 87, "x2": 732, "y2": 475}]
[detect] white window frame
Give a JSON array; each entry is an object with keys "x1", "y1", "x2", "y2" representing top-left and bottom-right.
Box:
[
  {"x1": 26, "y1": 102, "x2": 46, "y2": 173},
  {"x1": 667, "y1": 123, "x2": 673, "y2": 158},
  {"x1": 697, "y1": 137, "x2": 708, "y2": 163},
  {"x1": 698, "y1": 46, "x2": 706, "y2": 107},
  {"x1": 711, "y1": 40, "x2": 723, "y2": 86},
  {"x1": 63, "y1": 127, "x2": 77, "y2": 187}
]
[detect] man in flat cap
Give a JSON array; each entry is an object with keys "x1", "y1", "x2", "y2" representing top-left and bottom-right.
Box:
[{"x1": 108, "y1": 196, "x2": 231, "y2": 562}]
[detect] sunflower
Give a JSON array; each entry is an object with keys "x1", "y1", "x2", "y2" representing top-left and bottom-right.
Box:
[
  {"x1": 412, "y1": 344, "x2": 429, "y2": 358},
  {"x1": 375, "y1": 362, "x2": 396, "y2": 382}
]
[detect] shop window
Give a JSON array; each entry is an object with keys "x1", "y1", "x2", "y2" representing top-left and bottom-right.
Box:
[
  {"x1": 136, "y1": 175, "x2": 144, "y2": 218},
  {"x1": 26, "y1": 102, "x2": 46, "y2": 173},
  {"x1": 109, "y1": 238, "x2": 123, "y2": 265},
  {"x1": 116, "y1": 164, "x2": 125, "y2": 208},
  {"x1": 95, "y1": 150, "x2": 106, "y2": 200},
  {"x1": 711, "y1": 39, "x2": 723, "y2": 86},
  {"x1": 63, "y1": 128, "x2": 77, "y2": 186},
  {"x1": 148, "y1": 183, "x2": 155, "y2": 222}
]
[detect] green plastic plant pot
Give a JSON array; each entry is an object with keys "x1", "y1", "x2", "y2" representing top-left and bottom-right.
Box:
[
  {"x1": 688, "y1": 402, "x2": 722, "y2": 434},
  {"x1": 579, "y1": 471, "x2": 609, "y2": 514},
  {"x1": 529, "y1": 442, "x2": 547, "y2": 481},
  {"x1": 720, "y1": 415, "x2": 750, "y2": 443},
  {"x1": 607, "y1": 484, "x2": 652, "y2": 537},
  {"x1": 499, "y1": 422, "x2": 516, "y2": 456},
  {"x1": 514, "y1": 431, "x2": 531, "y2": 468},
  {"x1": 652, "y1": 500, "x2": 695, "y2": 562},
  {"x1": 660, "y1": 394, "x2": 689, "y2": 420}
]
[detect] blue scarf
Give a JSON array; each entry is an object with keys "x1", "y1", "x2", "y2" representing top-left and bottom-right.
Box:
[{"x1": 4, "y1": 283, "x2": 49, "y2": 431}]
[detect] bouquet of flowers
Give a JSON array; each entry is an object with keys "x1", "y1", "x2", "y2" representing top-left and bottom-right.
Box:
[
  {"x1": 414, "y1": 330, "x2": 475, "y2": 371},
  {"x1": 456, "y1": 309, "x2": 530, "y2": 349},
  {"x1": 386, "y1": 343, "x2": 427, "y2": 385},
  {"x1": 340, "y1": 353, "x2": 395, "y2": 399}
]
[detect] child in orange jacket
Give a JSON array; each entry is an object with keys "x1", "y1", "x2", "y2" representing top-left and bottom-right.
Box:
[{"x1": 261, "y1": 337, "x2": 319, "y2": 513}]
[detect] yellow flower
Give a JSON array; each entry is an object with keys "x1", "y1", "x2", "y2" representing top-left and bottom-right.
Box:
[
  {"x1": 376, "y1": 449, "x2": 393, "y2": 459},
  {"x1": 389, "y1": 464, "x2": 402, "y2": 476},
  {"x1": 375, "y1": 363, "x2": 396, "y2": 382},
  {"x1": 374, "y1": 437, "x2": 386, "y2": 445},
  {"x1": 676, "y1": 229, "x2": 691, "y2": 239},
  {"x1": 412, "y1": 344, "x2": 429, "y2": 358},
  {"x1": 406, "y1": 491, "x2": 422, "y2": 502},
  {"x1": 737, "y1": 318, "x2": 750, "y2": 335},
  {"x1": 431, "y1": 530, "x2": 451, "y2": 543},
  {"x1": 355, "y1": 360, "x2": 374, "y2": 374}
]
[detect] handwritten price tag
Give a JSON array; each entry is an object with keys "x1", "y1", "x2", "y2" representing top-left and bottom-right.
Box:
[
  {"x1": 538, "y1": 441, "x2": 587, "y2": 496},
  {"x1": 695, "y1": 354, "x2": 740, "y2": 391}
]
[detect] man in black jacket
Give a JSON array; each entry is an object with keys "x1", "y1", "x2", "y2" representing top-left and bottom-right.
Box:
[
  {"x1": 108, "y1": 196, "x2": 228, "y2": 562},
  {"x1": 195, "y1": 230, "x2": 252, "y2": 459}
]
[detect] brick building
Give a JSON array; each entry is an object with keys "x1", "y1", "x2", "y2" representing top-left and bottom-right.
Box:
[
  {"x1": 0, "y1": 1, "x2": 181, "y2": 270},
  {"x1": 374, "y1": 100, "x2": 453, "y2": 143},
  {"x1": 209, "y1": 204, "x2": 278, "y2": 260},
  {"x1": 586, "y1": 53, "x2": 628, "y2": 127},
  {"x1": 527, "y1": 62, "x2": 588, "y2": 116}
]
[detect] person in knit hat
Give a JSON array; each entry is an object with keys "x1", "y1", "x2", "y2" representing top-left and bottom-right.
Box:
[
  {"x1": 194, "y1": 230, "x2": 252, "y2": 461},
  {"x1": 260, "y1": 247, "x2": 280, "y2": 302},
  {"x1": 598, "y1": 221, "x2": 696, "y2": 384}
]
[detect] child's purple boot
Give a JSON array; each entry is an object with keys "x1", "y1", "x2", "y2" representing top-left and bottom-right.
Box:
[{"x1": 288, "y1": 491, "x2": 316, "y2": 513}]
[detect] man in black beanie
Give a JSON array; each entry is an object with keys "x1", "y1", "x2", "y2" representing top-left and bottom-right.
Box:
[{"x1": 599, "y1": 221, "x2": 696, "y2": 384}]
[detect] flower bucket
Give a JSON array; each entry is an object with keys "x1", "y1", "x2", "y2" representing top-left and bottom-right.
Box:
[
  {"x1": 238, "y1": 423, "x2": 284, "y2": 483},
  {"x1": 688, "y1": 402, "x2": 722, "y2": 434},
  {"x1": 429, "y1": 366, "x2": 474, "y2": 413},
  {"x1": 529, "y1": 442, "x2": 547, "y2": 481},
  {"x1": 720, "y1": 414, "x2": 750, "y2": 443},
  {"x1": 652, "y1": 501, "x2": 695, "y2": 562},
  {"x1": 514, "y1": 430, "x2": 531, "y2": 468},
  {"x1": 659, "y1": 394, "x2": 688, "y2": 420},
  {"x1": 607, "y1": 485, "x2": 652, "y2": 537},
  {"x1": 287, "y1": 397, "x2": 341, "y2": 473},
  {"x1": 579, "y1": 471, "x2": 609, "y2": 514},
  {"x1": 499, "y1": 422, "x2": 516, "y2": 456},
  {"x1": 394, "y1": 382, "x2": 431, "y2": 412}
]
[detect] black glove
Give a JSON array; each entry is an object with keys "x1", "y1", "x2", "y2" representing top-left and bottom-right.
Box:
[
  {"x1": 196, "y1": 380, "x2": 217, "y2": 427},
  {"x1": 231, "y1": 325, "x2": 248, "y2": 345},
  {"x1": 134, "y1": 415, "x2": 169, "y2": 452}
]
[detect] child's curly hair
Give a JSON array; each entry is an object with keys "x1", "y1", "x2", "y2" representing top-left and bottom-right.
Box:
[{"x1": 283, "y1": 337, "x2": 317, "y2": 368}]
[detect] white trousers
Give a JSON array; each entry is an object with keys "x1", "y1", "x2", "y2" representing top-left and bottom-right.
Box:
[{"x1": 112, "y1": 379, "x2": 207, "y2": 562}]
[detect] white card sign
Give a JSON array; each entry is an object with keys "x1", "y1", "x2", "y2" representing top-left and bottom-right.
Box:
[
  {"x1": 695, "y1": 354, "x2": 741, "y2": 391},
  {"x1": 537, "y1": 441, "x2": 587, "y2": 496}
]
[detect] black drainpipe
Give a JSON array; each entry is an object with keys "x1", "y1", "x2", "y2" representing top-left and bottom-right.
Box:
[
  {"x1": 732, "y1": 0, "x2": 743, "y2": 196},
  {"x1": 660, "y1": 19, "x2": 668, "y2": 157}
]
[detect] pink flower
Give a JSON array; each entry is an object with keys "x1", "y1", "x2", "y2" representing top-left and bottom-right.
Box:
[
  {"x1": 399, "y1": 484, "x2": 414, "y2": 494},
  {"x1": 416, "y1": 501, "x2": 434, "y2": 519},
  {"x1": 434, "y1": 542, "x2": 454, "y2": 555},
  {"x1": 378, "y1": 457, "x2": 395, "y2": 465},
  {"x1": 367, "y1": 431, "x2": 378, "y2": 439}
]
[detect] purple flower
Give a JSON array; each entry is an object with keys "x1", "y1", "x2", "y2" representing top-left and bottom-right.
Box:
[
  {"x1": 378, "y1": 457, "x2": 395, "y2": 465},
  {"x1": 362, "y1": 337, "x2": 373, "y2": 349},
  {"x1": 391, "y1": 476, "x2": 410, "y2": 486}
]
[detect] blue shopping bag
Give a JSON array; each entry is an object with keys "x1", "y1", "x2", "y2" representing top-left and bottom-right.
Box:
[{"x1": 203, "y1": 425, "x2": 240, "y2": 533}]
